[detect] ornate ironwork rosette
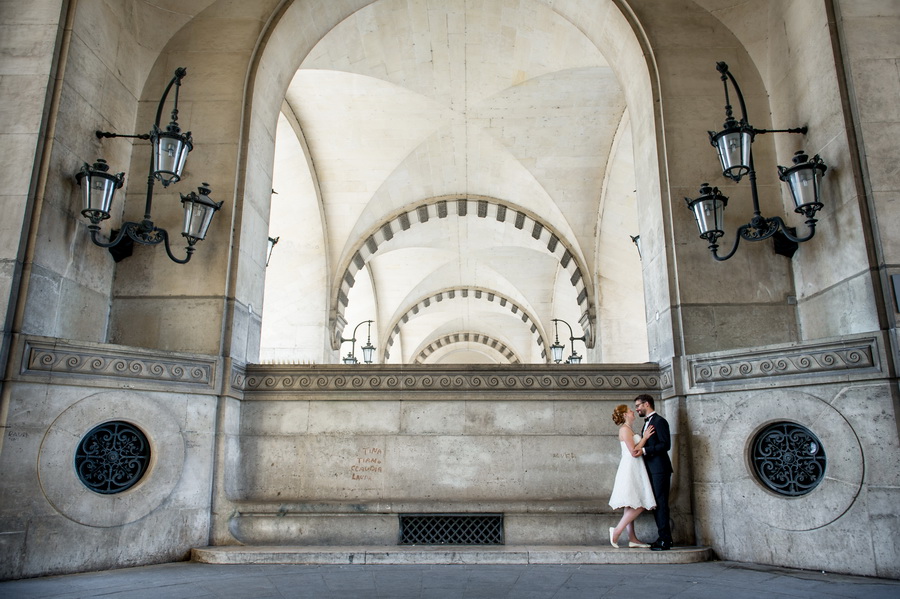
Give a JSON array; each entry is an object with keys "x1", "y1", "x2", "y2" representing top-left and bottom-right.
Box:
[
  {"x1": 74, "y1": 421, "x2": 151, "y2": 494},
  {"x1": 751, "y1": 422, "x2": 826, "y2": 496}
]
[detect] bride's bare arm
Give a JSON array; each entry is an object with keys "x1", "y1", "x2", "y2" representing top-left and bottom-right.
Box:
[
  {"x1": 620, "y1": 425, "x2": 652, "y2": 455},
  {"x1": 630, "y1": 425, "x2": 655, "y2": 456}
]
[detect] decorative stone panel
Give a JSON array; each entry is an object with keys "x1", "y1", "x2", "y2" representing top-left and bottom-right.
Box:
[
  {"x1": 687, "y1": 335, "x2": 884, "y2": 391},
  {"x1": 18, "y1": 336, "x2": 219, "y2": 392}
]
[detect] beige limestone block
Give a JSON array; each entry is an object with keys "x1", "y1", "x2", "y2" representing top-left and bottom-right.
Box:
[
  {"x1": 109, "y1": 297, "x2": 225, "y2": 353},
  {"x1": 400, "y1": 400, "x2": 466, "y2": 435},
  {"x1": 308, "y1": 400, "x2": 401, "y2": 435}
]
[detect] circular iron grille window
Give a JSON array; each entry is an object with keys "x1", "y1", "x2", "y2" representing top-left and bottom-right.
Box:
[
  {"x1": 74, "y1": 421, "x2": 151, "y2": 494},
  {"x1": 751, "y1": 422, "x2": 826, "y2": 496}
]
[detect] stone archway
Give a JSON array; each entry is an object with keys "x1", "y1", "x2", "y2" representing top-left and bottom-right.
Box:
[{"x1": 250, "y1": 0, "x2": 662, "y2": 365}]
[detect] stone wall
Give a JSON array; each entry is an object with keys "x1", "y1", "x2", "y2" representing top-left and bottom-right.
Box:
[
  {"x1": 219, "y1": 363, "x2": 681, "y2": 547},
  {"x1": 0, "y1": 336, "x2": 220, "y2": 580},
  {"x1": 0, "y1": 335, "x2": 897, "y2": 579},
  {"x1": 683, "y1": 332, "x2": 900, "y2": 579}
]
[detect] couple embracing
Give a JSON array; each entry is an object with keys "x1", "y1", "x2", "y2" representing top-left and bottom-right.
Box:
[{"x1": 608, "y1": 394, "x2": 673, "y2": 551}]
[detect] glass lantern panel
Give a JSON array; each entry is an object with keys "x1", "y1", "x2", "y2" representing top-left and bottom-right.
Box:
[
  {"x1": 153, "y1": 134, "x2": 190, "y2": 185},
  {"x1": 182, "y1": 200, "x2": 215, "y2": 243},
  {"x1": 691, "y1": 198, "x2": 724, "y2": 237},
  {"x1": 550, "y1": 344, "x2": 564, "y2": 363},
  {"x1": 82, "y1": 175, "x2": 117, "y2": 221},
  {"x1": 361, "y1": 345, "x2": 375, "y2": 364},
  {"x1": 714, "y1": 130, "x2": 752, "y2": 181},
  {"x1": 786, "y1": 167, "x2": 821, "y2": 210}
]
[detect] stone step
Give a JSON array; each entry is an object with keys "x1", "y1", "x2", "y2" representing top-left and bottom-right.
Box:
[{"x1": 192, "y1": 545, "x2": 714, "y2": 566}]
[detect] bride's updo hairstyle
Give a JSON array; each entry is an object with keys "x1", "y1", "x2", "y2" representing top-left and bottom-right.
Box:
[{"x1": 611, "y1": 404, "x2": 629, "y2": 426}]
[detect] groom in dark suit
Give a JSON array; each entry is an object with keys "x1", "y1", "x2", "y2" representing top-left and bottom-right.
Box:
[{"x1": 634, "y1": 394, "x2": 673, "y2": 550}]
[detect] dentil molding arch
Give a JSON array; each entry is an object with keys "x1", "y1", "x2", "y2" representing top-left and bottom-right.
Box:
[
  {"x1": 334, "y1": 196, "x2": 591, "y2": 352},
  {"x1": 383, "y1": 286, "x2": 552, "y2": 363}
]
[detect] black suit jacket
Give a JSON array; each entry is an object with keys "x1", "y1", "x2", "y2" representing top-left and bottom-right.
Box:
[{"x1": 642, "y1": 413, "x2": 673, "y2": 475}]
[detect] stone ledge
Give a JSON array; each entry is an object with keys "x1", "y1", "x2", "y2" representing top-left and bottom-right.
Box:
[{"x1": 191, "y1": 545, "x2": 714, "y2": 565}]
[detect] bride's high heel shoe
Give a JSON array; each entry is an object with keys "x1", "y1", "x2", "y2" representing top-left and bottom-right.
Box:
[{"x1": 609, "y1": 527, "x2": 620, "y2": 548}]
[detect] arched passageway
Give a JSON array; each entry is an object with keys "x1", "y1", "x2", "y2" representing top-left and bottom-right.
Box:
[{"x1": 257, "y1": 0, "x2": 653, "y2": 365}]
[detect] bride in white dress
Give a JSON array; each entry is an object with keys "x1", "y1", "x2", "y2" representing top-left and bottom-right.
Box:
[{"x1": 608, "y1": 404, "x2": 656, "y2": 548}]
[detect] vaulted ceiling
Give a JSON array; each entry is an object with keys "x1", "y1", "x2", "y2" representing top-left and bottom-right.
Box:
[{"x1": 261, "y1": 0, "x2": 646, "y2": 364}]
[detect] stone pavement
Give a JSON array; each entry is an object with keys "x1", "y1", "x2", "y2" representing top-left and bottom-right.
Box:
[{"x1": 2, "y1": 559, "x2": 899, "y2": 599}]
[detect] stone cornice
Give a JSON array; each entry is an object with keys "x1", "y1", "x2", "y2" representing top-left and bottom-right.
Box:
[
  {"x1": 15, "y1": 334, "x2": 888, "y2": 400},
  {"x1": 687, "y1": 335, "x2": 884, "y2": 390},
  {"x1": 241, "y1": 364, "x2": 663, "y2": 397},
  {"x1": 18, "y1": 336, "x2": 219, "y2": 392}
]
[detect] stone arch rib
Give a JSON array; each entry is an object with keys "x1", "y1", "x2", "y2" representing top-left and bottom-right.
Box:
[
  {"x1": 333, "y1": 195, "x2": 594, "y2": 347},
  {"x1": 382, "y1": 286, "x2": 551, "y2": 362},
  {"x1": 414, "y1": 332, "x2": 521, "y2": 364}
]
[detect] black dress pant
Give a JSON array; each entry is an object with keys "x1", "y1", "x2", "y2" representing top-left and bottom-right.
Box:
[{"x1": 649, "y1": 472, "x2": 672, "y2": 543}]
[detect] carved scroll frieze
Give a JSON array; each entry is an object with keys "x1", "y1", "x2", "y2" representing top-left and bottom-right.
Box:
[
  {"x1": 21, "y1": 338, "x2": 216, "y2": 389},
  {"x1": 231, "y1": 363, "x2": 247, "y2": 392},
  {"x1": 690, "y1": 338, "x2": 880, "y2": 386},
  {"x1": 241, "y1": 365, "x2": 663, "y2": 395}
]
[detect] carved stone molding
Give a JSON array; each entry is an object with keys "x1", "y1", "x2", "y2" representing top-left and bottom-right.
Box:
[
  {"x1": 659, "y1": 365, "x2": 675, "y2": 392},
  {"x1": 242, "y1": 364, "x2": 663, "y2": 396},
  {"x1": 20, "y1": 337, "x2": 217, "y2": 390},
  {"x1": 689, "y1": 337, "x2": 881, "y2": 387},
  {"x1": 231, "y1": 362, "x2": 247, "y2": 393}
]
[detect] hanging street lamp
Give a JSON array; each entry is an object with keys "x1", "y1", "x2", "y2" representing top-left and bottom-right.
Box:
[
  {"x1": 75, "y1": 68, "x2": 222, "y2": 264},
  {"x1": 685, "y1": 62, "x2": 827, "y2": 261}
]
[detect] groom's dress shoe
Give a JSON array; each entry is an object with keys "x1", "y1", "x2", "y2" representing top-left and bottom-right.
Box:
[{"x1": 650, "y1": 540, "x2": 672, "y2": 551}]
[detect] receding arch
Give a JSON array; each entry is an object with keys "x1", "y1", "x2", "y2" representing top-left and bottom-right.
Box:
[
  {"x1": 414, "y1": 333, "x2": 521, "y2": 365},
  {"x1": 383, "y1": 286, "x2": 551, "y2": 362},
  {"x1": 332, "y1": 194, "x2": 594, "y2": 349}
]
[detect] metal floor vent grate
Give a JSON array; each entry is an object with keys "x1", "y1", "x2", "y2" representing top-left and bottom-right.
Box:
[{"x1": 399, "y1": 514, "x2": 504, "y2": 545}]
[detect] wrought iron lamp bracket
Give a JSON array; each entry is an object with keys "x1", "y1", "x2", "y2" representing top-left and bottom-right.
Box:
[
  {"x1": 88, "y1": 222, "x2": 194, "y2": 264},
  {"x1": 691, "y1": 62, "x2": 828, "y2": 261},
  {"x1": 79, "y1": 68, "x2": 212, "y2": 265}
]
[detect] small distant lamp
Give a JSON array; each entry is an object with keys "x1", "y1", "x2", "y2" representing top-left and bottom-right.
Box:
[
  {"x1": 266, "y1": 236, "x2": 280, "y2": 267},
  {"x1": 360, "y1": 321, "x2": 376, "y2": 364},
  {"x1": 551, "y1": 318, "x2": 585, "y2": 365},
  {"x1": 550, "y1": 321, "x2": 565, "y2": 363},
  {"x1": 630, "y1": 234, "x2": 642, "y2": 260},
  {"x1": 341, "y1": 320, "x2": 376, "y2": 364}
]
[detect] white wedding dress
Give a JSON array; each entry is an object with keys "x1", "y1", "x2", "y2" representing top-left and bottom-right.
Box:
[{"x1": 608, "y1": 433, "x2": 657, "y2": 510}]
